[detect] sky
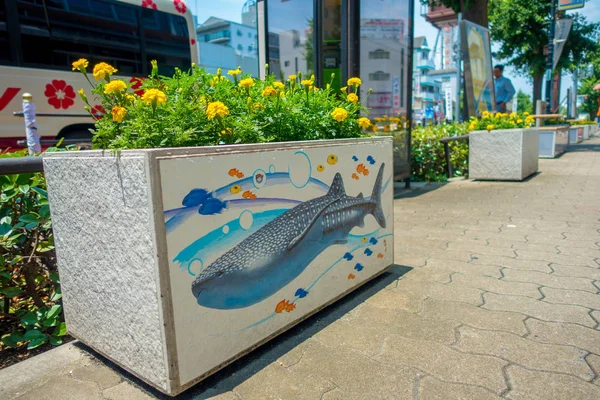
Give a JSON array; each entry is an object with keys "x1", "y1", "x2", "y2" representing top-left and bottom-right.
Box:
[{"x1": 192, "y1": 0, "x2": 600, "y2": 101}]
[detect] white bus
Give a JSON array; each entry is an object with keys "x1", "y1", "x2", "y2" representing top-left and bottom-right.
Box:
[{"x1": 0, "y1": 0, "x2": 198, "y2": 149}]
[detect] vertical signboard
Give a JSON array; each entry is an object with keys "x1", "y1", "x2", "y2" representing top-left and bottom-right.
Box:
[
  {"x1": 445, "y1": 89, "x2": 453, "y2": 121},
  {"x1": 460, "y1": 20, "x2": 496, "y2": 117},
  {"x1": 392, "y1": 76, "x2": 401, "y2": 114},
  {"x1": 553, "y1": 18, "x2": 573, "y2": 71}
]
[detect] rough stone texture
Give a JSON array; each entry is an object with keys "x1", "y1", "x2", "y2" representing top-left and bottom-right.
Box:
[
  {"x1": 501, "y1": 269, "x2": 597, "y2": 292},
  {"x1": 417, "y1": 376, "x2": 501, "y2": 399},
  {"x1": 469, "y1": 128, "x2": 539, "y2": 181},
  {"x1": 541, "y1": 287, "x2": 600, "y2": 310},
  {"x1": 455, "y1": 326, "x2": 593, "y2": 380},
  {"x1": 588, "y1": 354, "x2": 600, "y2": 387},
  {"x1": 43, "y1": 153, "x2": 169, "y2": 391},
  {"x1": 450, "y1": 272, "x2": 542, "y2": 298},
  {"x1": 525, "y1": 319, "x2": 600, "y2": 354},
  {"x1": 506, "y1": 365, "x2": 600, "y2": 399}
]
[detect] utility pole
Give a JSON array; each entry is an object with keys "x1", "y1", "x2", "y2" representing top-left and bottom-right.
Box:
[{"x1": 545, "y1": 0, "x2": 557, "y2": 113}]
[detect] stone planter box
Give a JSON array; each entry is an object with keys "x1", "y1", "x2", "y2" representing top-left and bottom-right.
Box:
[
  {"x1": 538, "y1": 125, "x2": 569, "y2": 158},
  {"x1": 469, "y1": 128, "x2": 539, "y2": 181},
  {"x1": 569, "y1": 126, "x2": 584, "y2": 144},
  {"x1": 43, "y1": 138, "x2": 394, "y2": 396},
  {"x1": 591, "y1": 124, "x2": 599, "y2": 136}
]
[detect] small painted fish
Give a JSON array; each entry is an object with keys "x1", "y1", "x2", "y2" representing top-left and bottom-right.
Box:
[
  {"x1": 284, "y1": 302, "x2": 296, "y2": 312},
  {"x1": 236, "y1": 172, "x2": 245, "y2": 179},
  {"x1": 354, "y1": 263, "x2": 364, "y2": 272},
  {"x1": 295, "y1": 288, "x2": 309, "y2": 298},
  {"x1": 228, "y1": 168, "x2": 240, "y2": 177},
  {"x1": 199, "y1": 198, "x2": 227, "y2": 215},
  {"x1": 369, "y1": 237, "x2": 378, "y2": 245},
  {"x1": 242, "y1": 190, "x2": 255, "y2": 199},
  {"x1": 343, "y1": 252, "x2": 354, "y2": 261},
  {"x1": 275, "y1": 299, "x2": 290, "y2": 313},
  {"x1": 348, "y1": 273, "x2": 356, "y2": 279},
  {"x1": 352, "y1": 155, "x2": 359, "y2": 162},
  {"x1": 182, "y1": 188, "x2": 209, "y2": 207},
  {"x1": 367, "y1": 155, "x2": 376, "y2": 165},
  {"x1": 377, "y1": 253, "x2": 383, "y2": 258},
  {"x1": 364, "y1": 248, "x2": 373, "y2": 256},
  {"x1": 352, "y1": 173, "x2": 360, "y2": 180},
  {"x1": 362, "y1": 168, "x2": 370, "y2": 176},
  {"x1": 357, "y1": 163, "x2": 366, "y2": 173}
]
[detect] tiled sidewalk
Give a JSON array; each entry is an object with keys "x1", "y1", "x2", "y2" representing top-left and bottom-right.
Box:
[{"x1": 2, "y1": 138, "x2": 600, "y2": 400}]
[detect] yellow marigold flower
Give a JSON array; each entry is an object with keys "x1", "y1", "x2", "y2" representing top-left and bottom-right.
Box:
[
  {"x1": 331, "y1": 107, "x2": 348, "y2": 122},
  {"x1": 273, "y1": 81, "x2": 285, "y2": 90},
  {"x1": 525, "y1": 116, "x2": 535, "y2": 124},
  {"x1": 487, "y1": 124, "x2": 495, "y2": 131},
  {"x1": 141, "y1": 88, "x2": 167, "y2": 105},
  {"x1": 517, "y1": 118, "x2": 523, "y2": 124},
  {"x1": 347, "y1": 77, "x2": 362, "y2": 86},
  {"x1": 301, "y1": 79, "x2": 313, "y2": 87},
  {"x1": 206, "y1": 101, "x2": 229, "y2": 120},
  {"x1": 372, "y1": 125, "x2": 379, "y2": 132},
  {"x1": 482, "y1": 111, "x2": 490, "y2": 118},
  {"x1": 227, "y1": 68, "x2": 242, "y2": 76},
  {"x1": 523, "y1": 111, "x2": 530, "y2": 116},
  {"x1": 468, "y1": 121, "x2": 477, "y2": 131},
  {"x1": 72, "y1": 58, "x2": 88, "y2": 71},
  {"x1": 93, "y1": 62, "x2": 118, "y2": 81},
  {"x1": 104, "y1": 80, "x2": 127, "y2": 94},
  {"x1": 288, "y1": 74, "x2": 297, "y2": 81},
  {"x1": 341, "y1": 86, "x2": 348, "y2": 93},
  {"x1": 262, "y1": 86, "x2": 277, "y2": 97},
  {"x1": 239, "y1": 78, "x2": 255, "y2": 89},
  {"x1": 347, "y1": 93, "x2": 359, "y2": 104},
  {"x1": 111, "y1": 106, "x2": 127, "y2": 123},
  {"x1": 357, "y1": 117, "x2": 371, "y2": 129},
  {"x1": 126, "y1": 94, "x2": 137, "y2": 102},
  {"x1": 509, "y1": 112, "x2": 517, "y2": 119}
]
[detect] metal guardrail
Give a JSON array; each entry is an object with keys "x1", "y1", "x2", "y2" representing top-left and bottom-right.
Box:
[
  {"x1": 0, "y1": 157, "x2": 44, "y2": 175},
  {"x1": 15, "y1": 139, "x2": 92, "y2": 147},
  {"x1": 439, "y1": 135, "x2": 469, "y2": 179},
  {"x1": 13, "y1": 112, "x2": 102, "y2": 118}
]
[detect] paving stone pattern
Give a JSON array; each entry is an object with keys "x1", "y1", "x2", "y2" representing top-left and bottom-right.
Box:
[{"x1": 2, "y1": 138, "x2": 600, "y2": 399}]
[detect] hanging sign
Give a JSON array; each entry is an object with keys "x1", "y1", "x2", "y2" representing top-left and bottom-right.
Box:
[
  {"x1": 553, "y1": 18, "x2": 573, "y2": 71},
  {"x1": 558, "y1": 0, "x2": 585, "y2": 11}
]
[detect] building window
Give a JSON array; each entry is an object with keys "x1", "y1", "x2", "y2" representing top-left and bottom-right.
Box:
[
  {"x1": 442, "y1": 76, "x2": 451, "y2": 82},
  {"x1": 248, "y1": 32, "x2": 252, "y2": 38},
  {"x1": 284, "y1": 61, "x2": 290, "y2": 67},
  {"x1": 248, "y1": 45, "x2": 252, "y2": 52},
  {"x1": 369, "y1": 71, "x2": 390, "y2": 81},
  {"x1": 237, "y1": 30, "x2": 242, "y2": 36},
  {"x1": 421, "y1": 51, "x2": 428, "y2": 60},
  {"x1": 237, "y1": 44, "x2": 243, "y2": 51},
  {"x1": 369, "y1": 49, "x2": 390, "y2": 59}
]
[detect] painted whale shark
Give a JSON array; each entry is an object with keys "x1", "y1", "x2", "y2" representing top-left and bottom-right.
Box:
[{"x1": 191, "y1": 163, "x2": 387, "y2": 310}]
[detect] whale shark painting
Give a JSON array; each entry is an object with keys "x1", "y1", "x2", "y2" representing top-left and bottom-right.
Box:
[{"x1": 191, "y1": 163, "x2": 387, "y2": 309}]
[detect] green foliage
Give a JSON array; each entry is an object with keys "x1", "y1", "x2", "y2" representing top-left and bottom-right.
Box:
[
  {"x1": 489, "y1": 0, "x2": 600, "y2": 101},
  {"x1": 467, "y1": 111, "x2": 535, "y2": 131},
  {"x1": 578, "y1": 49, "x2": 600, "y2": 119},
  {"x1": 410, "y1": 123, "x2": 470, "y2": 182},
  {"x1": 0, "y1": 150, "x2": 65, "y2": 351},
  {"x1": 77, "y1": 62, "x2": 368, "y2": 150},
  {"x1": 516, "y1": 90, "x2": 533, "y2": 114}
]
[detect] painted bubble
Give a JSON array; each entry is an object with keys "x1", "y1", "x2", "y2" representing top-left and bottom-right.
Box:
[
  {"x1": 222, "y1": 225, "x2": 230, "y2": 234},
  {"x1": 269, "y1": 164, "x2": 276, "y2": 173},
  {"x1": 316, "y1": 164, "x2": 324, "y2": 172},
  {"x1": 239, "y1": 210, "x2": 254, "y2": 230},
  {"x1": 230, "y1": 184, "x2": 242, "y2": 194},
  {"x1": 188, "y1": 258, "x2": 203, "y2": 276},
  {"x1": 327, "y1": 154, "x2": 338, "y2": 165},
  {"x1": 289, "y1": 151, "x2": 311, "y2": 188},
  {"x1": 253, "y1": 169, "x2": 267, "y2": 189}
]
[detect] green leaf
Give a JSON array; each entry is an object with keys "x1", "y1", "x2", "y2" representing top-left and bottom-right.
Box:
[
  {"x1": 39, "y1": 205, "x2": 50, "y2": 217},
  {"x1": 21, "y1": 311, "x2": 38, "y2": 326},
  {"x1": 52, "y1": 322, "x2": 67, "y2": 337},
  {"x1": 19, "y1": 213, "x2": 39, "y2": 224},
  {"x1": 0, "y1": 222, "x2": 11, "y2": 236},
  {"x1": 0, "y1": 287, "x2": 23, "y2": 297},
  {"x1": 15, "y1": 173, "x2": 33, "y2": 186},
  {"x1": 1, "y1": 333, "x2": 19, "y2": 348},
  {"x1": 50, "y1": 291, "x2": 62, "y2": 302},
  {"x1": 25, "y1": 222, "x2": 39, "y2": 230},
  {"x1": 49, "y1": 273, "x2": 60, "y2": 283},
  {"x1": 23, "y1": 329, "x2": 45, "y2": 340},
  {"x1": 31, "y1": 187, "x2": 48, "y2": 198},
  {"x1": 49, "y1": 336, "x2": 63, "y2": 346},
  {"x1": 18, "y1": 184, "x2": 30, "y2": 194},
  {"x1": 27, "y1": 336, "x2": 47, "y2": 350},
  {"x1": 43, "y1": 317, "x2": 58, "y2": 327},
  {"x1": 46, "y1": 304, "x2": 62, "y2": 320},
  {"x1": 0, "y1": 216, "x2": 11, "y2": 225},
  {"x1": 1, "y1": 188, "x2": 18, "y2": 202}
]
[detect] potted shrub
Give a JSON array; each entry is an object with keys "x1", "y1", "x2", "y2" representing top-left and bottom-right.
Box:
[
  {"x1": 42, "y1": 61, "x2": 394, "y2": 396},
  {"x1": 467, "y1": 112, "x2": 539, "y2": 181}
]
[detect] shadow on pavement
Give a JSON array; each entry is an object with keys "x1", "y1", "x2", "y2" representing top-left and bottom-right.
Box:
[
  {"x1": 394, "y1": 182, "x2": 450, "y2": 199},
  {"x1": 75, "y1": 264, "x2": 414, "y2": 399},
  {"x1": 567, "y1": 142, "x2": 600, "y2": 152}
]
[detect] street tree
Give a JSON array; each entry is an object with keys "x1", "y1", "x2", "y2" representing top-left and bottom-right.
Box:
[
  {"x1": 578, "y1": 49, "x2": 600, "y2": 119},
  {"x1": 422, "y1": 0, "x2": 489, "y2": 27},
  {"x1": 489, "y1": 0, "x2": 600, "y2": 105},
  {"x1": 516, "y1": 90, "x2": 533, "y2": 114}
]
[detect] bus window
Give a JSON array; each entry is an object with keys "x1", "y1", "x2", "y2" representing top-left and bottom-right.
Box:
[
  {"x1": 142, "y1": 9, "x2": 190, "y2": 76},
  {"x1": 0, "y1": 0, "x2": 11, "y2": 65},
  {"x1": 16, "y1": 0, "x2": 143, "y2": 74}
]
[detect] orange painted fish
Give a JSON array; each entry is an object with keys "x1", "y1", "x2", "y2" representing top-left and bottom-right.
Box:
[
  {"x1": 284, "y1": 302, "x2": 296, "y2": 312},
  {"x1": 275, "y1": 299, "x2": 290, "y2": 313},
  {"x1": 352, "y1": 173, "x2": 360, "y2": 180},
  {"x1": 348, "y1": 273, "x2": 356, "y2": 279},
  {"x1": 377, "y1": 253, "x2": 383, "y2": 258},
  {"x1": 362, "y1": 168, "x2": 370, "y2": 176},
  {"x1": 242, "y1": 190, "x2": 254, "y2": 198},
  {"x1": 228, "y1": 168, "x2": 240, "y2": 177},
  {"x1": 236, "y1": 172, "x2": 245, "y2": 179},
  {"x1": 356, "y1": 163, "x2": 366, "y2": 173}
]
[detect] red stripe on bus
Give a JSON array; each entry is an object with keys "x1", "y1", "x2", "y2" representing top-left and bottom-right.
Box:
[{"x1": 0, "y1": 88, "x2": 21, "y2": 111}]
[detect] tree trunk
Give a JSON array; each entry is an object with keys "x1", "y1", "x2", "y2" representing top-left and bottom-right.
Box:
[
  {"x1": 460, "y1": 0, "x2": 489, "y2": 27},
  {"x1": 532, "y1": 73, "x2": 544, "y2": 107}
]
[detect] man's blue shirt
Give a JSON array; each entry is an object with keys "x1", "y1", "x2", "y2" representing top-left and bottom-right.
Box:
[{"x1": 495, "y1": 76, "x2": 516, "y2": 106}]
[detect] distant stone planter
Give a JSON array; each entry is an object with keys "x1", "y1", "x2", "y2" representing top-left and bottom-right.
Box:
[
  {"x1": 43, "y1": 138, "x2": 394, "y2": 396},
  {"x1": 569, "y1": 126, "x2": 583, "y2": 144},
  {"x1": 538, "y1": 125, "x2": 569, "y2": 158},
  {"x1": 469, "y1": 128, "x2": 539, "y2": 181}
]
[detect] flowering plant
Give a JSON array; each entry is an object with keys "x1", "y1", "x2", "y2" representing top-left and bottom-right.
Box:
[
  {"x1": 73, "y1": 59, "x2": 372, "y2": 149},
  {"x1": 568, "y1": 119, "x2": 595, "y2": 126},
  {"x1": 467, "y1": 111, "x2": 535, "y2": 132}
]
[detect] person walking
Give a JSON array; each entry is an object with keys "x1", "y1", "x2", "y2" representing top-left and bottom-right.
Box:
[{"x1": 493, "y1": 65, "x2": 516, "y2": 113}]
